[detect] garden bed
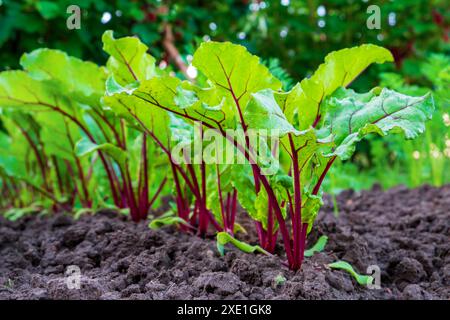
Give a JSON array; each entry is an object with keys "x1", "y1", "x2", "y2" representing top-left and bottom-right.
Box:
[{"x1": 0, "y1": 184, "x2": 448, "y2": 300}]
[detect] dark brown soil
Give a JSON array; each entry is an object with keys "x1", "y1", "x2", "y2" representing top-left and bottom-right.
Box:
[{"x1": 0, "y1": 184, "x2": 449, "y2": 300}]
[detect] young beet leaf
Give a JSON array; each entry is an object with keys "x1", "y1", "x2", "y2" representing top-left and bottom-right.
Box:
[
  {"x1": 328, "y1": 261, "x2": 374, "y2": 286},
  {"x1": 317, "y1": 87, "x2": 434, "y2": 160},
  {"x1": 102, "y1": 30, "x2": 156, "y2": 86},
  {"x1": 216, "y1": 232, "x2": 270, "y2": 256},
  {"x1": 304, "y1": 235, "x2": 328, "y2": 257}
]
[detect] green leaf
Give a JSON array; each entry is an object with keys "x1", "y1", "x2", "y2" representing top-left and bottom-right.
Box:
[
  {"x1": 35, "y1": 112, "x2": 80, "y2": 161},
  {"x1": 282, "y1": 128, "x2": 332, "y2": 180},
  {"x1": 149, "y1": 217, "x2": 190, "y2": 230},
  {"x1": 0, "y1": 71, "x2": 58, "y2": 111},
  {"x1": 103, "y1": 75, "x2": 175, "y2": 144},
  {"x1": 244, "y1": 88, "x2": 332, "y2": 189},
  {"x1": 168, "y1": 113, "x2": 194, "y2": 146},
  {"x1": 304, "y1": 235, "x2": 328, "y2": 257},
  {"x1": 106, "y1": 42, "x2": 282, "y2": 141},
  {"x1": 174, "y1": 85, "x2": 199, "y2": 108},
  {"x1": 272, "y1": 174, "x2": 293, "y2": 190},
  {"x1": 230, "y1": 164, "x2": 258, "y2": 219},
  {"x1": 293, "y1": 44, "x2": 393, "y2": 129},
  {"x1": 319, "y1": 87, "x2": 435, "y2": 160},
  {"x1": 174, "y1": 81, "x2": 234, "y2": 129},
  {"x1": 0, "y1": 130, "x2": 64, "y2": 205},
  {"x1": 102, "y1": 30, "x2": 156, "y2": 86},
  {"x1": 20, "y1": 48, "x2": 107, "y2": 107},
  {"x1": 245, "y1": 89, "x2": 300, "y2": 136},
  {"x1": 74, "y1": 208, "x2": 93, "y2": 220},
  {"x1": 274, "y1": 83, "x2": 303, "y2": 126},
  {"x1": 328, "y1": 261, "x2": 374, "y2": 286},
  {"x1": 3, "y1": 206, "x2": 39, "y2": 221},
  {"x1": 301, "y1": 192, "x2": 324, "y2": 232},
  {"x1": 75, "y1": 137, "x2": 128, "y2": 169},
  {"x1": 254, "y1": 188, "x2": 270, "y2": 228},
  {"x1": 0, "y1": 117, "x2": 37, "y2": 180},
  {"x1": 192, "y1": 41, "x2": 282, "y2": 111},
  {"x1": 274, "y1": 274, "x2": 287, "y2": 286},
  {"x1": 216, "y1": 232, "x2": 270, "y2": 256}
]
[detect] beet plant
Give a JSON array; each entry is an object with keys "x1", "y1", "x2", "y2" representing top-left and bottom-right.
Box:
[
  {"x1": 0, "y1": 46, "x2": 167, "y2": 221},
  {"x1": 0, "y1": 31, "x2": 434, "y2": 271},
  {"x1": 102, "y1": 31, "x2": 229, "y2": 236},
  {"x1": 104, "y1": 33, "x2": 434, "y2": 270}
]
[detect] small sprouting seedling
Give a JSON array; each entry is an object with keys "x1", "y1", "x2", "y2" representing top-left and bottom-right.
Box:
[
  {"x1": 73, "y1": 208, "x2": 93, "y2": 220},
  {"x1": 304, "y1": 235, "x2": 328, "y2": 257},
  {"x1": 274, "y1": 274, "x2": 287, "y2": 287},
  {"x1": 216, "y1": 232, "x2": 271, "y2": 256},
  {"x1": 149, "y1": 211, "x2": 192, "y2": 230},
  {"x1": 328, "y1": 261, "x2": 374, "y2": 286},
  {"x1": 3, "y1": 206, "x2": 39, "y2": 222},
  {"x1": 3, "y1": 278, "x2": 14, "y2": 289}
]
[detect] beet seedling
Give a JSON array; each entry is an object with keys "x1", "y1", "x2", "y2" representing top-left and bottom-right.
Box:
[
  {"x1": 216, "y1": 231, "x2": 270, "y2": 256},
  {"x1": 328, "y1": 261, "x2": 374, "y2": 286}
]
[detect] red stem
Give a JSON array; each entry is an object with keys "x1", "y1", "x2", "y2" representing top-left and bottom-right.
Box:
[
  {"x1": 230, "y1": 189, "x2": 237, "y2": 232},
  {"x1": 91, "y1": 108, "x2": 124, "y2": 149},
  {"x1": 148, "y1": 177, "x2": 167, "y2": 209},
  {"x1": 52, "y1": 105, "x2": 121, "y2": 206},
  {"x1": 197, "y1": 161, "x2": 209, "y2": 236},
  {"x1": 258, "y1": 165, "x2": 294, "y2": 265},
  {"x1": 65, "y1": 121, "x2": 91, "y2": 207},
  {"x1": 225, "y1": 192, "x2": 231, "y2": 230},
  {"x1": 294, "y1": 223, "x2": 309, "y2": 270},
  {"x1": 64, "y1": 160, "x2": 77, "y2": 206},
  {"x1": 15, "y1": 122, "x2": 49, "y2": 191},
  {"x1": 255, "y1": 221, "x2": 266, "y2": 247},
  {"x1": 124, "y1": 166, "x2": 139, "y2": 221},
  {"x1": 266, "y1": 201, "x2": 274, "y2": 252},
  {"x1": 138, "y1": 132, "x2": 149, "y2": 219},
  {"x1": 312, "y1": 156, "x2": 336, "y2": 195},
  {"x1": 216, "y1": 165, "x2": 228, "y2": 232},
  {"x1": 52, "y1": 156, "x2": 64, "y2": 196},
  {"x1": 289, "y1": 134, "x2": 302, "y2": 265},
  {"x1": 171, "y1": 163, "x2": 190, "y2": 232}
]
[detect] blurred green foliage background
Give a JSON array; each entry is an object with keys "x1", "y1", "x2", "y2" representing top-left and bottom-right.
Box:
[{"x1": 1, "y1": 0, "x2": 449, "y2": 191}]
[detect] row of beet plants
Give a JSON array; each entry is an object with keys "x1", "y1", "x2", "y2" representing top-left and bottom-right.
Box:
[{"x1": 0, "y1": 31, "x2": 433, "y2": 270}]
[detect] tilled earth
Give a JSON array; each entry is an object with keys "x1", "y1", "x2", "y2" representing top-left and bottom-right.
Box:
[{"x1": 0, "y1": 184, "x2": 449, "y2": 300}]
